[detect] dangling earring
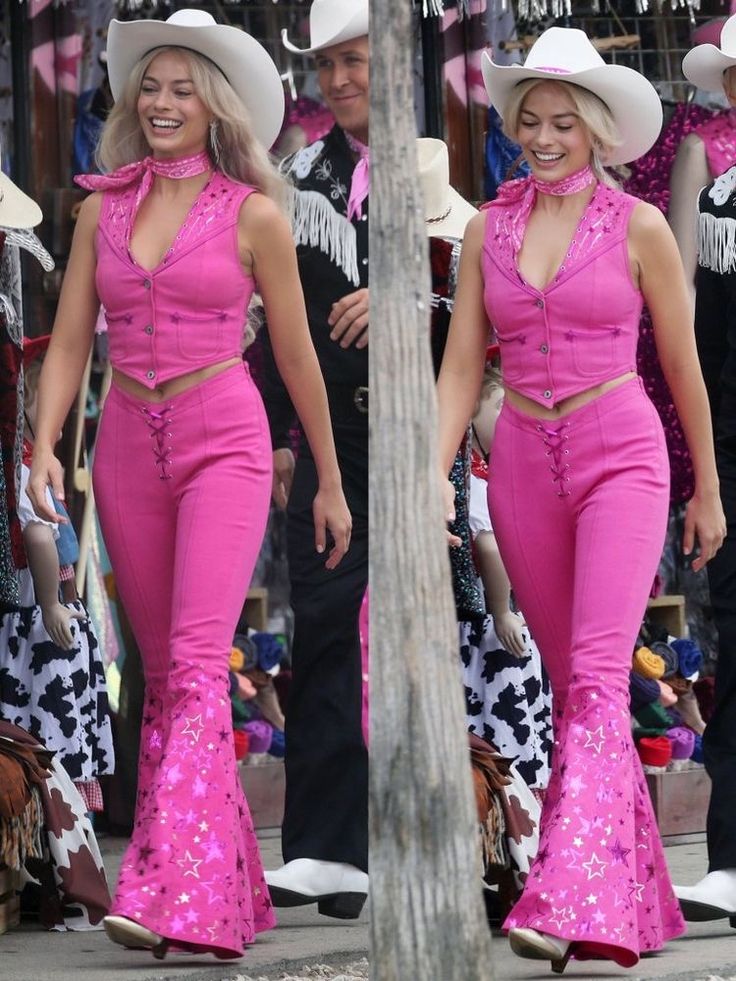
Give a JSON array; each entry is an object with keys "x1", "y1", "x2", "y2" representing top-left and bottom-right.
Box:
[{"x1": 209, "y1": 119, "x2": 221, "y2": 166}]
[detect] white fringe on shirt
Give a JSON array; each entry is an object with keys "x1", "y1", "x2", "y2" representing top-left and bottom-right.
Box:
[
  {"x1": 699, "y1": 210, "x2": 736, "y2": 274},
  {"x1": 290, "y1": 188, "x2": 360, "y2": 287}
]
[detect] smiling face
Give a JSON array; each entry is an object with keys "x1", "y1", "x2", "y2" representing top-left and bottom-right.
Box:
[
  {"x1": 516, "y1": 81, "x2": 593, "y2": 182},
  {"x1": 137, "y1": 50, "x2": 211, "y2": 159},
  {"x1": 315, "y1": 36, "x2": 369, "y2": 144}
]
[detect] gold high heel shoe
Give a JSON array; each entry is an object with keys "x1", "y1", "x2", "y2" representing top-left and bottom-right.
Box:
[
  {"x1": 508, "y1": 927, "x2": 574, "y2": 974},
  {"x1": 103, "y1": 914, "x2": 170, "y2": 960}
]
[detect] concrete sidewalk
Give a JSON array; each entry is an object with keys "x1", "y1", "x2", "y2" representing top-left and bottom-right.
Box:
[
  {"x1": 3, "y1": 833, "x2": 736, "y2": 980},
  {"x1": 0, "y1": 830, "x2": 369, "y2": 981}
]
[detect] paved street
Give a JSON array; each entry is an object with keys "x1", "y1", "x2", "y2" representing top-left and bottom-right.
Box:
[{"x1": 3, "y1": 833, "x2": 736, "y2": 980}]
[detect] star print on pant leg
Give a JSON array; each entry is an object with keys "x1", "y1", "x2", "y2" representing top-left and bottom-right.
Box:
[
  {"x1": 176, "y1": 850, "x2": 203, "y2": 878},
  {"x1": 181, "y1": 714, "x2": 204, "y2": 742},
  {"x1": 582, "y1": 852, "x2": 608, "y2": 879}
]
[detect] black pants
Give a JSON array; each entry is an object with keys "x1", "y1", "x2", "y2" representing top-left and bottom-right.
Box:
[
  {"x1": 705, "y1": 412, "x2": 736, "y2": 871},
  {"x1": 282, "y1": 419, "x2": 368, "y2": 872}
]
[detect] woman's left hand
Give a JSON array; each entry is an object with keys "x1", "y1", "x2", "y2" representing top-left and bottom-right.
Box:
[
  {"x1": 313, "y1": 484, "x2": 352, "y2": 570},
  {"x1": 683, "y1": 490, "x2": 727, "y2": 572}
]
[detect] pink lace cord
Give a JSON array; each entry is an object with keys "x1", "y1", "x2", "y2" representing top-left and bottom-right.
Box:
[
  {"x1": 538, "y1": 421, "x2": 571, "y2": 496},
  {"x1": 141, "y1": 404, "x2": 174, "y2": 480}
]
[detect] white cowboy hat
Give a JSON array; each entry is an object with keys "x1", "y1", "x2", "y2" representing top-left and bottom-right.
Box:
[
  {"x1": 417, "y1": 138, "x2": 477, "y2": 240},
  {"x1": 683, "y1": 14, "x2": 736, "y2": 92},
  {"x1": 481, "y1": 27, "x2": 662, "y2": 166},
  {"x1": 282, "y1": 0, "x2": 368, "y2": 55},
  {"x1": 106, "y1": 9, "x2": 284, "y2": 150},
  {"x1": 0, "y1": 152, "x2": 42, "y2": 229}
]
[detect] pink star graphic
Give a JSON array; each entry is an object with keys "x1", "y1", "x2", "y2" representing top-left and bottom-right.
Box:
[{"x1": 607, "y1": 838, "x2": 632, "y2": 865}]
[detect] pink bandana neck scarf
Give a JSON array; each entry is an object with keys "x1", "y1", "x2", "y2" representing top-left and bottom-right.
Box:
[
  {"x1": 75, "y1": 150, "x2": 212, "y2": 224},
  {"x1": 493, "y1": 164, "x2": 596, "y2": 254},
  {"x1": 344, "y1": 131, "x2": 369, "y2": 222}
]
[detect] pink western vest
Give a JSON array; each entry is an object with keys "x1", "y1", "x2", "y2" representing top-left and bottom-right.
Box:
[
  {"x1": 482, "y1": 182, "x2": 642, "y2": 407},
  {"x1": 95, "y1": 171, "x2": 256, "y2": 389}
]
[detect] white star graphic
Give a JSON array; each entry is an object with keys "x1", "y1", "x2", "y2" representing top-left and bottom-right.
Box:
[
  {"x1": 582, "y1": 852, "x2": 608, "y2": 880},
  {"x1": 181, "y1": 714, "x2": 204, "y2": 743},
  {"x1": 176, "y1": 850, "x2": 203, "y2": 879},
  {"x1": 584, "y1": 726, "x2": 605, "y2": 753},
  {"x1": 550, "y1": 907, "x2": 569, "y2": 931}
]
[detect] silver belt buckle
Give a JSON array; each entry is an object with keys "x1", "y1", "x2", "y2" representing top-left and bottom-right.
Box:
[{"x1": 353, "y1": 386, "x2": 369, "y2": 414}]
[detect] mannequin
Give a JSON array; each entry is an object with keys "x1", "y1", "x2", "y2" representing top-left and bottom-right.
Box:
[{"x1": 670, "y1": 19, "x2": 736, "y2": 304}]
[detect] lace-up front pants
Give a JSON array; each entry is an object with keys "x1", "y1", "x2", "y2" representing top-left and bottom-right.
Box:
[
  {"x1": 93, "y1": 363, "x2": 275, "y2": 957},
  {"x1": 489, "y1": 376, "x2": 685, "y2": 966}
]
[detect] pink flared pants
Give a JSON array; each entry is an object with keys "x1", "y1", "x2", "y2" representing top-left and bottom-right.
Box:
[
  {"x1": 93, "y1": 363, "x2": 276, "y2": 957},
  {"x1": 489, "y1": 378, "x2": 686, "y2": 967}
]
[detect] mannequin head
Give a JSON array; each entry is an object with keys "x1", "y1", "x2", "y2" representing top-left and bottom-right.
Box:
[{"x1": 724, "y1": 65, "x2": 736, "y2": 105}]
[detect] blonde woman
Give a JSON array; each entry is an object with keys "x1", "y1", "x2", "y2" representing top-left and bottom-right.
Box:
[
  {"x1": 437, "y1": 28, "x2": 723, "y2": 971},
  {"x1": 28, "y1": 9, "x2": 350, "y2": 961}
]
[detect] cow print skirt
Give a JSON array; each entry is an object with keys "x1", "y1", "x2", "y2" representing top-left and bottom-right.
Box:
[
  {"x1": 0, "y1": 601, "x2": 114, "y2": 783},
  {"x1": 461, "y1": 615, "x2": 553, "y2": 791}
]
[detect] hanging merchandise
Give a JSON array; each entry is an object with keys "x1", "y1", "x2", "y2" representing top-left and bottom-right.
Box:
[{"x1": 509, "y1": 0, "x2": 699, "y2": 18}]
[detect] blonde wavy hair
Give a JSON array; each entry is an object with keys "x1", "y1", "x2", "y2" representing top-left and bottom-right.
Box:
[
  {"x1": 503, "y1": 78, "x2": 623, "y2": 188},
  {"x1": 96, "y1": 46, "x2": 287, "y2": 206}
]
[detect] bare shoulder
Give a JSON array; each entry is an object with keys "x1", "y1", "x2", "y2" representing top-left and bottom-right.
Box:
[
  {"x1": 629, "y1": 199, "x2": 670, "y2": 242},
  {"x1": 465, "y1": 209, "x2": 487, "y2": 243},
  {"x1": 76, "y1": 191, "x2": 103, "y2": 230},
  {"x1": 238, "y1": 191, "x2": 290, "y2": 239},
  {"x1": 458, "y1": 210, "x2": 487, "y2": 258}
]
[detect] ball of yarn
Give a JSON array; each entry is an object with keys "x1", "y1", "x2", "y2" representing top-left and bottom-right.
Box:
[
  {"x1": 268, "y1": 728, "x2": 285, "y2": 758},
  {"x1": 229, "y1": 646, "x2": 245, "y2": 672},
  {"x1": 629, "y1": 672, "x2": 660, "y2": 712},
  {"x1": 637, "y1": 735, "x2": 672, "y2": 767},
  {"x1": 233, "y1": 729, "x2": 249, "y2": 761},
  {"x1": 251, "y1": 632, "x2": 284, "y2": 672},
  {"x1": 691, "y1": 733, "x2": 705, "y2": 764},
  {"x1": 666, "y1": 725, "x2": 696, "y2": 760},
  {"x1": 671, "y1": 638, "x2": 704, "y2": 678},
  {"x1": 233, "y1": 633, "x2": 259, "y2": 671},
  {"x1": 633, "y1": 701, "x2": 672, "y2": 731},
  {"x1": 633, "y1": 646, "x2": 665, "y2": 680},
  {"x1": 243, "y1": 719, "x2": 273, "y2": 754},
  {"x1": 650, "y1": 640, "x2": 679, "y2": 678},
  {"x1": 666, "y1": 673, "x2": 691, "y2": 697},
  {"x1": 693, "y1": 676, "x2": 716, "y2": 724}
]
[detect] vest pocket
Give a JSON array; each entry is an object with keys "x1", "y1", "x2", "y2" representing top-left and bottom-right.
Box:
[
  {"x1": 174, "y1": 312, "x2": 227, "y2": 363},
  {"x1": 564, "y1": 327, "x2": 618, "y2": 378},
  {"x1": 104, "y1": 310, "x2": 133, "y2": 361},
  {"x1": 496, "y1": 332, "x2": 526, "y2": 384}
]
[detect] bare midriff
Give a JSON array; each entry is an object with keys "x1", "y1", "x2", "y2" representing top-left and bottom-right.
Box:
[
  {"x1": 504, "y1": 371, "x2": 637, "y2": 421},
  {"x1": 112, "y1": 356, "x2": 243, "y2": 403}
]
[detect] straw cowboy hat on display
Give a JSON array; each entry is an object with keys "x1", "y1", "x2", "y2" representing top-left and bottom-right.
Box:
[
  {"x1": 683, "y1": 13, "x2": 736, "y2": 92},
  {"x1": 105, "y1": 9, "x2": 285, "y2": 150},
  {"x1": 282, "y1": 0, "x2": 369, "y2": 55},
  {"x1": 417, "y1": 138, "x2": 477, "y2": 240},
  {"x1": 481, "y1": 27, "x2": 663, "y2": 166},
  {"x1": 0, "y1": 153, "x2": 42, "y2": 230}
]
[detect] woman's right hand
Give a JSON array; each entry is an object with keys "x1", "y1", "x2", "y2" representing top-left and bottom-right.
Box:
[{"x1": 28, "y1": 447, "x2": 66, "y2": 523}]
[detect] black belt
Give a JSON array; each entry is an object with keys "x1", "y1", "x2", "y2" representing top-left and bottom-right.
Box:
[{"x1": 327, "y1": 384, "x2": 369, "y2": 418}]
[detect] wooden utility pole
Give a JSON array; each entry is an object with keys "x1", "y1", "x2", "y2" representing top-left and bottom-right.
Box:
[{"x1": 369, "y1": 0, "x2": 495, "y2": 976}]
